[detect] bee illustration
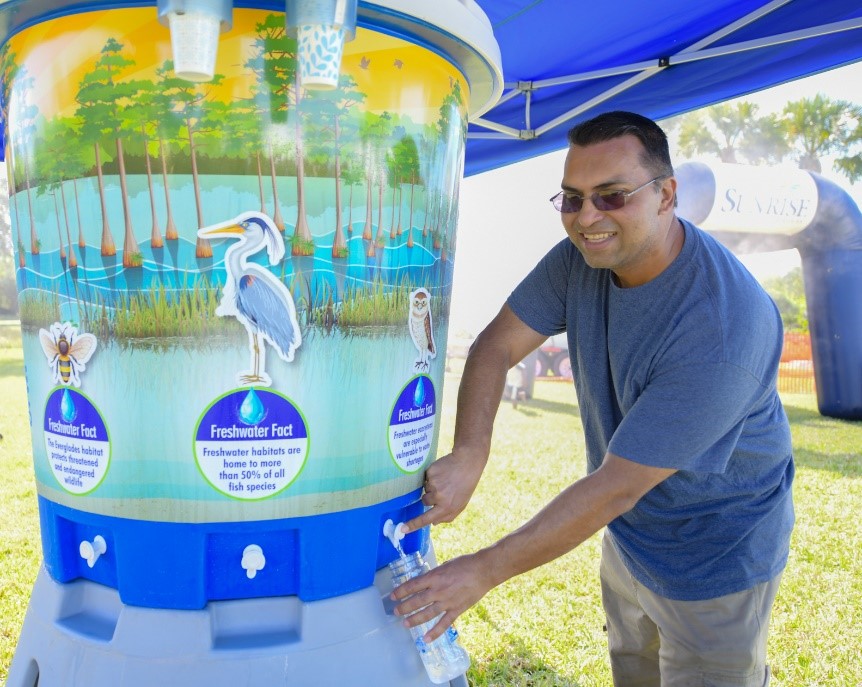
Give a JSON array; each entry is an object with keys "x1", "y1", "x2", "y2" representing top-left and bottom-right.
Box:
[{"x1": 39, "y1": 322, "x2": 97, "y2": 387}]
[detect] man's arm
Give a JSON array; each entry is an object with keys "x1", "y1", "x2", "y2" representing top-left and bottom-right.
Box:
[
  {"x1": 402, "y1": 303, "x2": 548, "y2": 533},
  {"x1": 393, "y1": 452, "x2": 676, "y2": 641}
]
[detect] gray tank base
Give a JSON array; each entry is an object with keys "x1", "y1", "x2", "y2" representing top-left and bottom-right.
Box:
[{"x1": 6, "y1": 564, "x2": 468, "y2": 687}]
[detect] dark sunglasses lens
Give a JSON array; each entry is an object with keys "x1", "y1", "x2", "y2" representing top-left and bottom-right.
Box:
[
  {"x1": 559, "y1": 195, "x2": 583, "y2": 213},
  {"x1": 593, "y1": 191, "x2": 627, "y2": 211}
]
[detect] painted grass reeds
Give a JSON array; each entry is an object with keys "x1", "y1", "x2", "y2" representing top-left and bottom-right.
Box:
[
  {"x1": 17, "y1": 290, "x2": 61, "y2": 327},
  {"x1": 16, "y1": 276, "x2": 452, "y2": 343},
  {"x1": 109, "y1": 280, "x2": 233, "y2": 340},
  {"x1": 336, "y1": 276, "x2": 450, "y2": 329}
]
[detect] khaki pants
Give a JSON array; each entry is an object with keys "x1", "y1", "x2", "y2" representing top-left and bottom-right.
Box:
[{"x1": 600, "y1": 534, "x2": 781, "y2": 687}]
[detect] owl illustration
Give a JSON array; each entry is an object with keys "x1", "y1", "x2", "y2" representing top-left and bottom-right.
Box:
[{"x1": 409, "y1": 288, "x2": 436, "y2": 371}]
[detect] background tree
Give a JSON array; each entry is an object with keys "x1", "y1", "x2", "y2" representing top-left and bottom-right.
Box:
[
  {"x1": 834, "y1": 145, "x2": 862, "y2": 183},
  {"x1": 738, "y1": 112, "x2": 791, "y2": 165},
  {"x1": 675, "y1": 101, "x2": 786, "y2": 164},
  {"x1": 673, "y1": 95, "x2": 862, "y2": 186},
  {"x1": 782, "y1": 94, "x2": 862, "y2": 179},
  {"x1": 762, "y1": 267, "x2": 808, "y2": 333}
]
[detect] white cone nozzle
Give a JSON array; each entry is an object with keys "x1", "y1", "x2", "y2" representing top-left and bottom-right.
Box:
[
  {"x1": 167, "y1": 11, "x2": 220, "y2": 82},
  {"x1": 158, "y1": 0, "x2": 233, "y2": 83},
  {"x1": 286, "y1": 0, "x2": 358, "y2": 90},
  {"x1": 297, "y1": 23, "x2": 346, "y2": 90}
]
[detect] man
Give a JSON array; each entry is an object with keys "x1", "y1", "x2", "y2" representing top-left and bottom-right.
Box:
[{"x1": 392, "y1": 111, "x2": 794, "y2": 686}]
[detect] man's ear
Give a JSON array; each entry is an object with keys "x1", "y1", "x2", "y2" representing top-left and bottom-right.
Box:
[{"x1": 660, "y1": 176, "x2": 678, "y2": 212}]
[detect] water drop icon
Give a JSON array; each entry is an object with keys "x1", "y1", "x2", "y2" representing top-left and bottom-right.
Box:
[
  {"x1": 61, "y1": 388, "x2": 77, "y2": 423},
  {"x1": 413, "y1": 377, "x2": 426, "y2": 407},
  {"x1": 239, "y1": 389, "x2": 266, "y2": 425}
]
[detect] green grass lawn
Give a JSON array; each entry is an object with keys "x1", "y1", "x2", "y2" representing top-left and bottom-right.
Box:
[
  {"x1": 0, "y1": 321, "x2": 41, "y2": 684},
  {"x1": 432, "y1": 378, "x2": 862, "y2": 686},
  {"x1": 1, "y1": 331, "x2": 860, "y2": 685}
]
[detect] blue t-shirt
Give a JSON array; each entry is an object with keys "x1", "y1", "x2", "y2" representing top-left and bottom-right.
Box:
[{"x1": 507, "y1": 219, "x2": 794, "y2": 601}]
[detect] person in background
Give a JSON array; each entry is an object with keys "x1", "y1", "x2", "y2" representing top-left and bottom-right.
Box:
[
  {"x1": 505, "y1": 359, "x2": 528, "y2": 408},
  {"x1": 392, "y1": 110, "x2": 794, "y2": 686}
]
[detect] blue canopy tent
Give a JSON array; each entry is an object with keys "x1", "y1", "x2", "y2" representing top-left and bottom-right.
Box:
[
  {"x1": 465, "y1": 0, "x2": 862, "y2": 175},
  {"x1": 1, "y1": 0, "x2": 861, "y2": 171}
]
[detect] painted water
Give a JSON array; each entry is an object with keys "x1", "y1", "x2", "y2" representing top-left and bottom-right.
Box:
[{"x1": 14, "y1": 174, "x2": 454, "y2": 324}]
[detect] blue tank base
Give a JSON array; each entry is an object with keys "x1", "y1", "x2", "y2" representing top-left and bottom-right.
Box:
[
  {"x1": 6, "y1": 554, "x2": 469, "y2": 687},
  {"x1": 37, "y1": 490, "x2": 428, "y2": 609}
]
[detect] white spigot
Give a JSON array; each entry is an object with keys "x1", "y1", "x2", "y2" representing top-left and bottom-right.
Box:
[
  {"x1": 79, "y1": 535, "x2": 107, "y2": 568},
  {"x1": 241, "y1": 544, "x2": 266, "y2": 579},
  {"x1": 383, "y1": 519, "x2": 407, "y2": 551}
]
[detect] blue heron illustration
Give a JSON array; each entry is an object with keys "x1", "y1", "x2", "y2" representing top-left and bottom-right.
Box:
[{"x1": 198, "y1": 211, "x2": 301, "y2": 387}]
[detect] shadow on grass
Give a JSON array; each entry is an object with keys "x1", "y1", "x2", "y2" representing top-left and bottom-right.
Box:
[
  {"x1": 471, "y1": 636, "x2": 582, "y2": 687},
  {"x1": 783, "y1": 402, "x2": 831, "y2": 425},
  {"x1": 468, "y1": 602, "x2": 584, "y2": 687},
  {"x1": 792, "y1": 447, "x2": 862, "y2": 477},
  {"x1": 782, "y1": 402, "x2": 862, "y2": 476},
  {"x1": 784, "y1": 400, "x2": 862, "y2": 427}
]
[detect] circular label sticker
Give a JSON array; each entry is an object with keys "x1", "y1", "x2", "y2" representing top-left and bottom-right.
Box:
[
  {"x1": 388, "y1": 375, "x2": 436, "y2": 473},
  {"x1": 43, "y1": 387, "x2": 110, "y2": 495},
  {"x1": 194, "y1": 388, "x2": 309, "y2": 500}
]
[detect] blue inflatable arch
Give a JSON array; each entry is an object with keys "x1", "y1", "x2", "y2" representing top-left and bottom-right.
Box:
[{"x1": 677, "y1": 161, "x2": 862, "y2": 420}]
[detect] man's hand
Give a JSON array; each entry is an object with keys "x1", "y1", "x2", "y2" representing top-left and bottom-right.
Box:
[
  {"x1": 391, "y1": 552, "x2": 497, "y2": 642},
  {"x1": 402, "y1": 449, "x2": 486, "y2": 533}
]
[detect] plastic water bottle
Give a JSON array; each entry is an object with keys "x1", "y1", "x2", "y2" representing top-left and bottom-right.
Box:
[{"x1": 389, "y1": 551, "x2": 471, "y2": 684}]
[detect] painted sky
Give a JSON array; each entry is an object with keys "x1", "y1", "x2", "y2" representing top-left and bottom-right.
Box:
[{"x1": 8, "y1": 6, "x2": 466, "y2": 125}]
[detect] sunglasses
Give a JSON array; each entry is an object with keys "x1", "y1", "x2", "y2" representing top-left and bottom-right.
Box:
[{"x1": 549, "y1": 175, "x2": 667, "y2": 214}]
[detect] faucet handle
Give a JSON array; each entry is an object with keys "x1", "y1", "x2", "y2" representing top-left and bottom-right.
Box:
[
  {"x1": 79, "y1": 535, "x2": 107, "y2": 568},
  {"x1": 241, "y1": 544, "x2": 266, "y2": 579}
]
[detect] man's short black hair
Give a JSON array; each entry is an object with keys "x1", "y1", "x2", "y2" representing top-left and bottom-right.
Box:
[{"x1": 567, "y1": 111, "x2": 674, "y2": 178}]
